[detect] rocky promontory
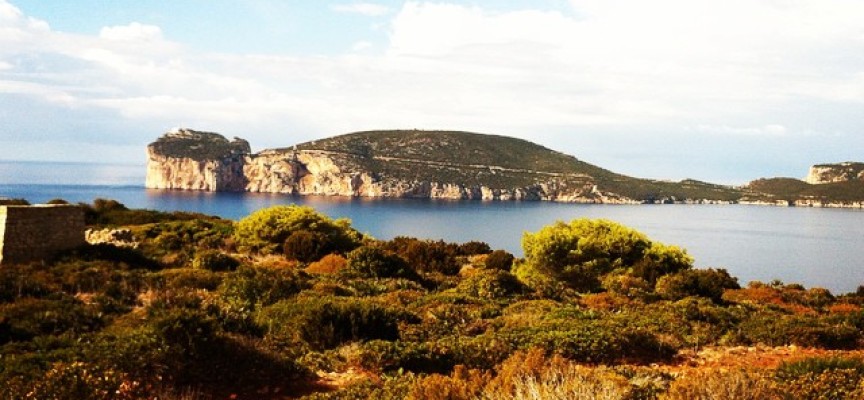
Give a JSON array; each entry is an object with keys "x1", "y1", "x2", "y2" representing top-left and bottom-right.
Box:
[
  {"x1": 805, "y1": 162, "x2": 864, "y2": 184},
  {"x1": 146, "y1": 129, "x2": 744, "y2": 203}
]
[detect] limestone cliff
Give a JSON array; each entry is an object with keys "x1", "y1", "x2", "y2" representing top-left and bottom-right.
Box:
[
  {"x1": 805, "y1": 162, "x2": 864, "y2": 184},
  {"x1": 146, "y1": 128, "x2": 250, "y2": 191},
  {"x1": 146, "y1": 129, "x2": 742, "y2": 203}
]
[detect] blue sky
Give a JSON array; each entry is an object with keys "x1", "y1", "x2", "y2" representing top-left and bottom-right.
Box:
[{"x1": 1, "y1": 0, "x2": 863, "y2": 184}]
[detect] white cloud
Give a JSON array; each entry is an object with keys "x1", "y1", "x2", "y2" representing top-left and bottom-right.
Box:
[
  {"x1": 330, "y1": 3, "x2": 390, "y2": 17},
  {"x1": 351, "y1": 40, "x2": 373, "y2": 52},
  {"x1": 694, "y1": 124, "x2": 788, "y2": 137},
  {"x1": 99, "y1": 22, "x2": 163, "y2": 42},
  {"x1": 3, "y1": 0, "x2": 864, "y2": 181}
]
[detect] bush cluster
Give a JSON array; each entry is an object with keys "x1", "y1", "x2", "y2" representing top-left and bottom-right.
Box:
[{"x1": 3, "y1": 204, "x2": 863, "y2": 399}]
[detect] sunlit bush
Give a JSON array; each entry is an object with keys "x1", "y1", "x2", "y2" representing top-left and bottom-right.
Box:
[
  {"x1": 233, "y1": 205, "x2": 362, "y2": 254},
  {"x1": 516, "y1": 219, "x2": 693, "y2": 292}
]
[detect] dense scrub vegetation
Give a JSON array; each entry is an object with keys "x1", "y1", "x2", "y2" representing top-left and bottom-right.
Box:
[
  {"x1": 2, "y1": 200, "x2": 864, "y2": 399},
  {"x1": 747, "y1": 177, "x2": 864, "y2": 203}
]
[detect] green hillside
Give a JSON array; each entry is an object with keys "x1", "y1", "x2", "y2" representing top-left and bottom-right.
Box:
[
  {"x1": 149, "y1": 129, "x2": 250, "y2": 161},
  {"x1": 747, "y1": 178, "x2": 864, "y2": 203},
  {"x1": 291, "y1": 130, "x2": 744, "y2": 202}
]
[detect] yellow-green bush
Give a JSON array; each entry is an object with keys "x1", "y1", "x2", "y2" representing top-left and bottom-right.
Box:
[{"x1": 233, "y1": 205, "x2": 362, "y2": 254}]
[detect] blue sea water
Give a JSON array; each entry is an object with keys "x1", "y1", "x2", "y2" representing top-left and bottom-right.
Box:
[{"x1": 2, "y1": 161, "x2": 863, "y2": 293}]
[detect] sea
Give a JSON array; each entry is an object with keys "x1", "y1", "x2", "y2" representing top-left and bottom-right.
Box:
[{"x1": 2, "y1": 160, "x2": 863, "y2": 294}]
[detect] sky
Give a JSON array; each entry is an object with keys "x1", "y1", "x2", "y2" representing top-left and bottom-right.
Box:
[{"x1": 1, "y1": 0, "x2": 863, "y2": 184}]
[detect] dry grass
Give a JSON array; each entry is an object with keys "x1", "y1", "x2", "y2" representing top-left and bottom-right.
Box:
[
  {"x1": 306, "y1": 254, "x2": 348, "y2": 275},
  {"x1": 660, "y1": 369, "x2": 781, "y2": 400}
]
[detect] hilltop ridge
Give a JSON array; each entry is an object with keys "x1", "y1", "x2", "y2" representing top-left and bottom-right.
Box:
[{"x1": 146, "y1": 129, "x2": 744, "y2": 203}]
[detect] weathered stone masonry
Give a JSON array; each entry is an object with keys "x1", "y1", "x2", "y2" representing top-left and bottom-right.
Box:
[{"x1": 0, "y1": 205, "x2": 86, "y2": 265}]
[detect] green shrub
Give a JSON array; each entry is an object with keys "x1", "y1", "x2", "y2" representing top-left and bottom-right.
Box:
[
  {"x1": 257, "y1": 297, "x2": 401, "y2": 350},
  {"x1": 456, "y1": 269, "x2": 523, "y2": 300},
  {"x1": 484, "y1": 249, "x2": 515, "y2": 271},
  {"x1": 153, "y1": 268, "x2": 223, "y2": 290},
  {"x1": 517, "y1": 219, "x2": 692, "y2": 292},
  {"x1": 283, "y1": 230, "x2": 331, "y2": 262},
  {"x1": 655, "y1": 268, "x2": 739, "y2": 303},
  {"x1": 191, "y1": 249, "x2": 239, "y2": 271},
  {"x1": 738, "y1": 312, "x2": 861, "y2": 349},
  {"x1": 775, "y1": 358, "x2": 864, "y2": 400},
  {"x1": 0, "y1": 264, "x2": 56, "y2": 302},
  {"x1": 383, "y1": 237, "x2": 461, "y2": 275},
  {"x1": 458, "y1": 241, "x2": 492, "y2": 255},
  {"x1": 345, "y1": 245, "x2": 415, "y2": 279},
  {"x1": 0, "y1": 361, "x2": 141, "y2": 400},
  {"x1": 233, "y1": 205, "x2": 362, "y2": 254},
  {"x1": 217, "y1": 264, "x2": 308, "y2": 333},
  {"x1": 0, "y1": 297, "x2": 103, "y2": 343}
]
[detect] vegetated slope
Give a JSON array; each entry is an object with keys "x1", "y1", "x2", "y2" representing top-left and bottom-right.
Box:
[
  {"x1": 288, "y1": 130, "x2": 744, "y2": 202},
  {"x1": 747, "y1": 177, "x2": 864, "y2": 203},
  {"x1": 149, "y1": 129, "x2": 250, "y2": 161}
]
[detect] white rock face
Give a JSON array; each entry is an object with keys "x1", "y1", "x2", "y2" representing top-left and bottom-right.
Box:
[
  {"x1": 145, "y1": 131, "x2": 644, "y2": 203},
  {"x1": 805, "y1": 162, "x2": 864, "y2": 184}
]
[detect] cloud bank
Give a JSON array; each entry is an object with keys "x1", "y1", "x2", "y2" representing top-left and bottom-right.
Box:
[{"x1": 1, "y1": 0, "x2": 863, "y2": 182}]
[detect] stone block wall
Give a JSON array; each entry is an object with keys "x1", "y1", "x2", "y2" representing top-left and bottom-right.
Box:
[{"x1": 0, "y1": 205, "x2": 86, "y2": 265}]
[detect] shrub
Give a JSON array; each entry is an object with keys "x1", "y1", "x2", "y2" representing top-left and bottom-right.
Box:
[
  {"x1": 345, "y1": 246, "x2": 415, "y2": 279},
  {"x1": 776, "y1": 356, "x2": 864, "y2": 380},
  {"x1": 458, "y1": 241, "x2": 492, "y2": 255},
  {"x1": 601, "y1": 274, "x2": 652, "y2": 299},
  {"x1": 631, "y1": 243, "x2": 693, "y2": 285},
  {"x1": 738, "y1": 312, "x2": 861, "y2": 349},
  {"x1": 0, "y1": 297, "x2": 103, "y2": 343},
  {"x1": 219, "y1": 265, "x2": 308, "y2": 310},
  {"x1": 256, "y1": 297, "x2": 401, "y2": 350},
  {"x1": 153, "y1": 268, "x2": 222, "y2": 290},
  {"x1": 518, "y1": 219, "x2": 692, "y2": 292},
  {"x1": 306, "y1": 254, "x2": 348, "y2": 275},
  {"x1": 233, "y1": 205, "x2": 362, "y2": 254},
  {"x1": 484, "y1": 249, "x2": 515, "y2": 271},
  {"x1": 217, "y1": 265, "x2": 308, "y2": 333},
  {"x1": 0, "y1": 198, "x2": 29, "y2": 205},
  {"x1": 775, "y1": 357, "x2": 864, "y2": 398},
  {"x1": 456, "y1": 269, "x2": 523, "y2": 300},
  {"x1": 0, "y1": 361, "x2": 141, "y2": 400},
  {"x1": 191, "y1": 249, "x2": 239, "y2": 271},
  {"x1": 655, "y1": 268, "x2": 739, "y2": 303},
  {"x1": 283, "y1": 230, "x2": 331, "y2": 262},
  {"x1": 383, "y1": 237, "x2": 461, "y2": 275},
  {"x1": 405, "y1": 240, "x2": 461, "y2": 275}
]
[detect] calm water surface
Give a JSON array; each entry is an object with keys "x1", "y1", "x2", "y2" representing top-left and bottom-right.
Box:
[{"x1": 2, "y1": 182, "x2": 862, "y2": 293}]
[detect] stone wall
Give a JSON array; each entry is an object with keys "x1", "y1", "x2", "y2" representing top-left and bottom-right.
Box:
[{"x1": 0, "y1": 205, "x2": 86, "y2": 265}]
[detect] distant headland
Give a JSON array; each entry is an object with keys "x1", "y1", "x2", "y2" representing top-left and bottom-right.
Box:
[{"x1": 145, "y1": 128, "x2": 864, "y2": 207}]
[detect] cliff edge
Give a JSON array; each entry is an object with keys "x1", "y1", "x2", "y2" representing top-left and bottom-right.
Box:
[{"x1": 805, "y1": 162, "x2": 864, "y2": 184}]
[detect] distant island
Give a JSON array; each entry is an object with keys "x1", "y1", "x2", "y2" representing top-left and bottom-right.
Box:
[{"x1": 146, "y1": 128, "x2": 864, "y2": 207}]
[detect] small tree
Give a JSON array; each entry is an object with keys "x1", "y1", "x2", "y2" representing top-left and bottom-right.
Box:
[
  {"x1": 655, "y1": 268, "x2": 740, "y2": 303},
  {"x1": 283, "y1": 230, "x2": 330, "y2": 262},
  {"x1": 484, "y1": 250, "x2": 515, "y2": 271},
  {"x1": 344, "y1": 246, "x2": 413, "y2": 279},
  {"x1": 192, "y1": 250, "x2": 239, "y2": 272},
  {"x1": 516, "y1": 219, "x2": 693, "y2": 293},
  {"x1": 233, "y1": 205, "x2": 362, "y2": 255}
]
